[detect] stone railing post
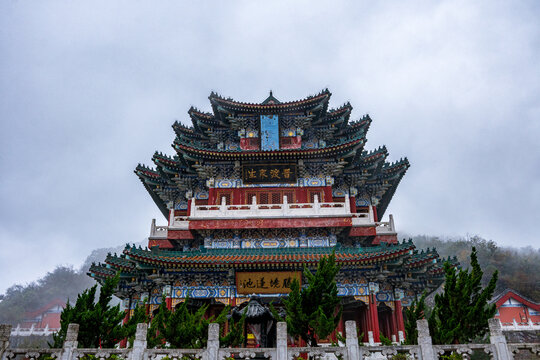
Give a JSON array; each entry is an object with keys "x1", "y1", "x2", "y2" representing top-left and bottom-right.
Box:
[
  {"x1": 368, "y1": 206, "x2": 374, "y2": 223},
  {"x1": 220, "y1": 197, "x2": 227, "y2": 214},
  {"x1": 313, "y1": 195, "x2": 320, "y2": 214},
  {"x1": 0, "y1": 324, "x2": 12, "y2": 359},
  {"x1": 389, "y1": 214, "x2": 395, "y2": 232},
  {"x1": 205, "y1": 322, "x2": 219, "y2": 360},
  {"x1": 151, "y1": 218, "x2": 157, "y2": 236},
  {"x1": 283, "y1": 196, "x2": 289, "y2": 216},
  {"x1": 276, "y1": 322, "x2": 287, "y2": 360},
  {"x1": 345, "y1": 321, "x2": 360, "y2": 360},
  {"x1": 367, "y1": 331, "x2": 375, "y2": 346},
  {"x1": 190, "y1": 197, "x2": 196, "y2": 217},
  {"x1": 61, "y1": 324, "x2": 79, "y2": 360},
  {"x1": 489, "y1": 318, "x2": 512, "y2": 360},
  {"x1": 417, "y1": 319, "x2": 435, "y2": 360},
  {"x1": 129, "y1": 323, "x2": 148, "y2": 360}
]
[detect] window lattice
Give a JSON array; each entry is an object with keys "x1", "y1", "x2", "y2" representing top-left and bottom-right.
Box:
[{"x1": 259, "y1": 193, "x2": 269, "y2": 204}]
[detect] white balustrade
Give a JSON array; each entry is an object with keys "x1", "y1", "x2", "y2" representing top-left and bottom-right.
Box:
[
  {"x1": 10, "y1": 324, "x2": 58, "y2": 336},
  {"x1": 188, "y1": 194, "x2": 353, "y2": 220},
  {"x1": 3, "y1": 319, "x2": 533, "y2": 360},
  {"x1": 149, "y1": 218, "x2": 169, "y2": 239},
  {"x1": 500, "y1": 318, "x2": 540, "y2": 331},
  {"x1": 152, "y1": 198, "x2": 397, "y2": 233},
  {"x1": 375, "y1": 214, "x2": 396, "y2": 234}
]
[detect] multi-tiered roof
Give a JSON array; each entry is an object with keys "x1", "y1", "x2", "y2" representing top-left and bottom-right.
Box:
[{"x1": 134, "y1": 90, "x2": 408, "y2": 219}]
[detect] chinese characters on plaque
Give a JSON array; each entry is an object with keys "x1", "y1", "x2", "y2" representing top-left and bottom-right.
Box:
[
  {"x1": 242, "y1": 164, "x2": 297, "y2": 184},
  {"x1": 236, "y1": 271, "x2": 302, "y2": 294}
]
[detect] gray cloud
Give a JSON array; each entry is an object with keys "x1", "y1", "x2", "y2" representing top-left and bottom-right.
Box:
[{"x1": 1, "y1": 0, "x2": 539, "y2": 293}]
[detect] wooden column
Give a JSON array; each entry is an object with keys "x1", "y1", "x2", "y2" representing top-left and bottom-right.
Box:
[
  {"x1": 361, "y1": 306, "x2": 369, "y2": 342},
  {"x1": 350, "y1": 196, "x2": 357, "y2": 213},
  {"x1": 368, "y1": 294, "x2": 380, "y2": 342},
  {"x1": 394, "y1": 300, "x2": 406, "y2": 341},
  {"x1": 208, "y1": 188, "x2": 217, "y2": 204},
  {"x1": 372, "y1": 206, "x2": 378, "y2": 222},
  {"x1": 323, "y1": 186, "x2": 333, "y2": 201}
]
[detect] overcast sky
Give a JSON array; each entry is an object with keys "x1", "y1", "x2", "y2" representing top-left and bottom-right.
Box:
[{"x1": 1, "y1": 0, "x2": 539, "y2": 294}]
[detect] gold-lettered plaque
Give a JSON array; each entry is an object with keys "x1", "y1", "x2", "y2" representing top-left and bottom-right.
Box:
[
  {"x1": 236, "y1": 271, "x2": 302, "y2": 294},
  {"x1": 242, "y1": 164, "x2": 297, "y2": 184}
]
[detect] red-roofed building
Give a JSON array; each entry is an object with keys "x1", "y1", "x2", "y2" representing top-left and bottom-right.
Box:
[
  {"x1": 11, "y1": 299, "x2": 65, "y2": 337},
  {"x1": 492, "y1": 289, "x2": 540, "y2": 331},
  {"x1": 20, "y1": 299, "x2": 64, "y2": 330}
]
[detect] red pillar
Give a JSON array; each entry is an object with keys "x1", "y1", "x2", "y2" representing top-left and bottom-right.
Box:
[
  {"x1": 372, "y1": 206, "x2": 378, "y2": 222},
  {"x1": 365, "y1": 304, "x2": 372, "y2": 340},
  {"x1": 208, "y1": 188, "x2": 216, "y2": 204},
  {"x1": 333, "y1": 315, "x2": 344, "y2": 342},
  {"x1": 361, "y1": 307, "x2": 369, "y2": 342},
  {"x1": 369, "y1": 294, "x2": 380, "y2": 342},
  {"x1": 233, "y1": 188, "x2": 242, "y2": 204},
  {"x1": 323, "y1": 186, "x2": 333, "y2": 201},
  {"x1": 350, "y1": 196, "x2": 357, "y2": 213},
  {"x1": 394, "y1": 300, "x2": 405, "y2": 342},
  {"x1": 389, "y1": 309, "x2": 397, "y2": 341}
]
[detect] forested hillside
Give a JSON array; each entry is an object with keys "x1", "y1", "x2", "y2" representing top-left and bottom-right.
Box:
[
  {"x1": 406, "y1": 234, "x2": 540, "y2": 300},
  {"x1": 0, "y1": 244, "x2": 130, "y2": 325},
  {"x1": 0, "y1": 236, "x2": 538, "y2": 326}
]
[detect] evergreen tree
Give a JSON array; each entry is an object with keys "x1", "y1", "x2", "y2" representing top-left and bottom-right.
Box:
[
  {"x1": 146, "y1": 298, "x2": 168, "y2": 348},
  {"x1": 220, "y1": 309, "x2": 246, "y2": 348},
  {"x1": 123, "y1": 303, "x2": 149, "y2": 347},
  {"x1": 51, "y1": 275, "x2": 126, "y2": 348},
  {"x1": 147, "y1": 297, "x2": 231, "y2": 348},
  {"x1": 283, "y1": 252, "x2": 341, "y2": 346},
  {"x1": 428, "y1": 247, "x2": 498, "y2": 344},
  {"x1": 402, "y1": 292, "x2": 427, "y2": 345}
]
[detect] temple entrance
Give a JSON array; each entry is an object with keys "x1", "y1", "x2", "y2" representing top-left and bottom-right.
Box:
[
  {"x1": 342, "y1": 297, "x2": 369, "y2": 342},
  {"x1": 378, "y1": 303, "x2": 394, "y2": 342},
  {"x1": 232, "y1": 297, "x2": 276, "y2": 348}
]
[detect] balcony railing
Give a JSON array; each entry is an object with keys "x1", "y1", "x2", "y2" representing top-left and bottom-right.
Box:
[
  {"x1": 376, "y1": 214, "x2": 396, "y2": 234},
  {"x1": 149, "y1": 219, "x2": 168, "y2": 239},
  {"x1": 150, "y1": 197, "x2": 397, "y2": 238},
  {"x1": 189, "y1": 195, "x2": 352, "y2": 220}
]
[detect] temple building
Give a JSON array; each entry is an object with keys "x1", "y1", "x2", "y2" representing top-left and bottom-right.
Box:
[{"x1": 89, "y1": 90, "x2": 451, "y2": 344}]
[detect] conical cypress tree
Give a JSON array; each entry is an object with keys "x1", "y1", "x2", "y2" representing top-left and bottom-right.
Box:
[
  {"x1": 403, "y1": 292, "x2": 427, "y2": 345},
  {"x1": 51, "y1": 274, "x2": 126, "y2": 348},
  {"x1": 283, "y1": 252, "x2": 341, "y2": 346},
  {"x1": 429, "y1": 247, "x2": 498, "y2": 344}
]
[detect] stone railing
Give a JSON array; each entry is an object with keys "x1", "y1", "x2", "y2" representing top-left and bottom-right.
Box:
[
  {"x1": 9, "y1": 324, "x2": 58, "y2": 337},
  {"x1": 375, "y1": 214, "x2": 396, "y2": 234},
  {"x1": 351, "y1": 206, "x2": 375, "y2": 226},
  {"x1": 148, "y1": 219, "x2": 168, "y2": 239},
  {"x1": 2, "y1": 319, "x2": 539, "y2": 360},
  {"x1": 500, "y1": 319, "x2": 540, "y2": 331},
  {"x1": 153, "y1": 200, "x2": 398, "y2": 233},
  {"x1": 189, "y1": 195, "x2": 352, "y2": 220}
]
